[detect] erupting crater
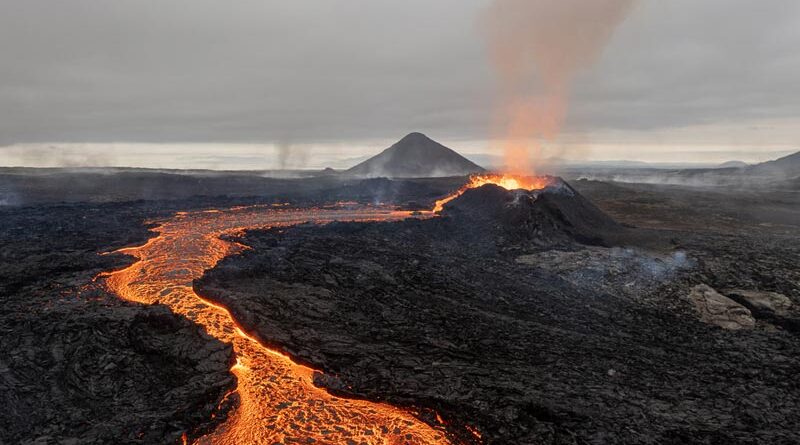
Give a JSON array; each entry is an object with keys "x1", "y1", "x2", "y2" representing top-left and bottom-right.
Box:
[
  {"x1": 433, "y1": 174, "x2": 554, "y2": 212},
  {"x1": 97, "y1": 205, "x2": 453, "y2": 445},
  {"x1": 437, "y1": 174, "x2": 623, "y2": 248}
]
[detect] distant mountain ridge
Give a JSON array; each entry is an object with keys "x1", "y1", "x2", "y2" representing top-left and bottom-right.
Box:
[
  {"x1": 346, "y1": 133, "x2": 485, "y2": 178},
  {"x1": 749, "y1": 151, "x2": 800, "y2": 176},
  {"x1": 568, "y1": 150, "x2": 800, "y2": 188}
]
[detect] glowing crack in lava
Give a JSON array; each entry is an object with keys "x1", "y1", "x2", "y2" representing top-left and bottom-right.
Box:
[
  {"x1": 433, "y1": 174, "x2": 553, "y2": 212},
  {"x1": 98, "y1": 205, "x2": 453, "y2": 445}
]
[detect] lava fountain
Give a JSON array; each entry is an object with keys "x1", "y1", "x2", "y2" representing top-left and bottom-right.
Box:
[
  {"x1": 97, "y1": 205, "x2": 454, "y2": 445},
  {"x1": 433, "y1": 173, "x2": 554, "y2": 212}
]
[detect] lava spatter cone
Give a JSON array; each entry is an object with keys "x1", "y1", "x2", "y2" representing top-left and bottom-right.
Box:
[{"x1": 440, "y1": 176, "x2": 622, "y2": 247}]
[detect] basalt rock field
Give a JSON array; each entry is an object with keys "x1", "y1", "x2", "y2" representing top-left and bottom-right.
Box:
[
  {"x1": 2, "y1": 171, "x2": 799, "y2": 444},
  {"x1": 197, "y1": 182, "x2": 800, "y2": 444}
]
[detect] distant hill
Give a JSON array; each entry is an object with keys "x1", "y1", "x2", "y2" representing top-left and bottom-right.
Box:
[
  {"x1": 716, "y1": 160, "x2": 748, "y2": 169},
  {"x1": 561, "y1": 150, "x2": 800, "y2": 189},
  {"x1": 749, "y1": 151, "x2": 800, "y2": 176},
  {"x1": 346, "y1": 133, "x2": 485, "y2": 178}
]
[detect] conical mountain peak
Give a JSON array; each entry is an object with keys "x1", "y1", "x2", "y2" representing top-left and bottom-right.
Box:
[{"x1": 346, "y1": 133, "x2": 485, "y2": 178}]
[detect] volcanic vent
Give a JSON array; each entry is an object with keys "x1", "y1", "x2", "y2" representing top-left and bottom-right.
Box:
[{"x1": 438, "y1": 175, "x2": 622, "y2": 247}]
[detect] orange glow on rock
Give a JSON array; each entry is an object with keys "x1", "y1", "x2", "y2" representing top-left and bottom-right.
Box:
[
  {"x1": 433, "y1": 174, "x2": 553, "y2": 212},
  {"x1": 99, "y1": 205, "x2": 453, "y2": 445},
  {"x1": 465, "y1": 424, "x2": 483, "y2": 440}
]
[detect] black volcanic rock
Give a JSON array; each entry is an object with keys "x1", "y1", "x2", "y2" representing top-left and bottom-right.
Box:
[
  {"x1": 346, "y1": 132, "x2": 485, "y2": 178},
  {"x1": 1, "y1": 303, "x2": 235, "y2": 445},
  {"x1": 197, "y1": 197, "x2": 800, "y2": 444},
  {"x1": 443, "y1": 178, "x2": 623, "y2": 247},
  {"x1": 0, "y1": 202, "x2": 236, "y2": 445}
]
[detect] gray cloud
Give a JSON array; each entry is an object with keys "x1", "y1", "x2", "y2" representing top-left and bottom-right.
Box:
[
  {"x1": 1, "y1": 0, "x2": 799, "y2": 159},
  {"x1": 571, "y1": 0, "x2": 800, "y2": 131}
]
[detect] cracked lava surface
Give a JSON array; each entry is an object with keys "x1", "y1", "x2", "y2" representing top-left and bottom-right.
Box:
[{"x1": 99, "y1": 205, "x2": 452, "y2": 445}]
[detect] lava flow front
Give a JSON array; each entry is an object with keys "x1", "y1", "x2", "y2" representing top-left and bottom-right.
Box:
[
  {"x1": 99, "y1": 205, "x2": 451, "y2": 445},
  {"x1": 433, "y1": 174, "x2": 553, "y2": 212}
]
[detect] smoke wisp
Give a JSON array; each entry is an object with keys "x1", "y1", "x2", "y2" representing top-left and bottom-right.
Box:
[
  {"x1": 485, "y1": 0, "x2": 635, "y2": 174},
  {"x1": 275, "y1": 141, "x2": 312, "y2": 170}
]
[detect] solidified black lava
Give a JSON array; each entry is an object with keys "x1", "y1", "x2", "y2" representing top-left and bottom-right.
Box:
[
  {"x1": 0, "y1": 202, "x2": 236, "y2": 445},
  {"x1": 2, "y1": 303, "x2": 235, "y2": 444},
  {"x1": 198, "y1": 182, "x2": 800, "y2": 444},
  {"x1": 3, "y1": 170, "x2": 800, "y2": 444}
]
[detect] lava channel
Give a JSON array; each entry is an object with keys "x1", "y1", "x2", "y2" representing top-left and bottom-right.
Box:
[{"x1": 98, "y1": 204, "x2": 453, "y2": 445}]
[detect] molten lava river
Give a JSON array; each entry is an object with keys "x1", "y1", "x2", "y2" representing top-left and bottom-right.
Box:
[{"x1": 98, "y1": 204, "x2": 452, "y2": 445}]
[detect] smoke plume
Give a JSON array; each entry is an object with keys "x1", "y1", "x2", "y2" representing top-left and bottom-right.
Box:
[
  {"x1": 274, "y1": 141, "x2": 311, "y2": 170},
  {"x1": 485, "y1": 0, "x2": 635, "y2": 174}
]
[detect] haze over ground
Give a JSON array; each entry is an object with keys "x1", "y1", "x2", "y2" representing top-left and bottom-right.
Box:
[{"x1": 2, "y1": 0, "x2": 799, "y2": 169}]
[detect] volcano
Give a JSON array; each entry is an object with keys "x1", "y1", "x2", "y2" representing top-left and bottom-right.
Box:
[
  {"x1": 346, "y1": 132, "x2": 485, "y2": 178},
  {"x1": 442, "y1": 177, "x2": 623, "y2": 247}
]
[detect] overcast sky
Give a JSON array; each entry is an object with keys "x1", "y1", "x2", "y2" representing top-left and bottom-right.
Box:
[{"x1": 2, "y1": 0, "x2": 799, "y2": 168}]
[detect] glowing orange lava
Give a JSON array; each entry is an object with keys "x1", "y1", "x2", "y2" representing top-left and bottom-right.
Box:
[
  {"x1": 98, "y1": 205, "x2": 454, "y2": 445},
  {"x1": 432, "y1": 174, "x2": 553, "y2": 212}
]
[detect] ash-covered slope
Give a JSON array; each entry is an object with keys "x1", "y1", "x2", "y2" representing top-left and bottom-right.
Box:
[
  {"x1": 442, "y1": 178, "x2": 623, "y2": 247},
  {"x1": 346, "y1": 132, "x2": 485, "y2": 178},
  {"x1": 749, "y1": 150, "x2": 800, "y2": 177}
]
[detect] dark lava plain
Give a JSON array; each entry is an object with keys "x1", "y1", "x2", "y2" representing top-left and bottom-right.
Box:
[
  {"x1": 198, "y1": 180, "x2": 800, "y2": 444},
  {"x1": 0, "y1": 172, "x2": 458, "y2": 444},
  {"x1": 0, "y1": 199, "x2": 251, "y2": 444},
  {"x1": 2, "y1": 170, "x2": 800, "y2": 444}
]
